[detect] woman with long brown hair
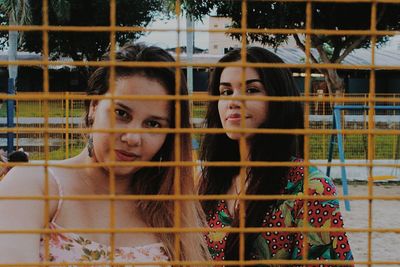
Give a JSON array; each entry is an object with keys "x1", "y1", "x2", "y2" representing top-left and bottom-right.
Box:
[{"x1": 0, "y1": 43, "x2": 209, "y2": 265}]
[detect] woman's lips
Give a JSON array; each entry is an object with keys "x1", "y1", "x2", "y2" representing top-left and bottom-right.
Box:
[
  {"x1": 114, "y1": 150, "x2": 139, "y2": 161},
  {"x1": 226, "y1": 114, "x2": 250, "y2": 122}
]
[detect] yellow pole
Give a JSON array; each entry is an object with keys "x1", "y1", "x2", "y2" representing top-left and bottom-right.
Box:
[
  {"x1": 15, "y1": 95, "x2": 19, "y2": 148},
  {"x1": 65, "y1": 92, "x2": 69, "y2": 159},
  {"x1": 322, "y1": 92, "x2": 326, "y2": 158},
  {"x1": 392, "y1": 96, "x2": 396, "y2": 160}
]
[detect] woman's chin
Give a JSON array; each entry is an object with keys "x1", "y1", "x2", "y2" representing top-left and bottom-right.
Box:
[
  {"x1": 226, "y1": 132, "x2": 254, "y2": 141},
  {"x1": 110, "y1": 166, "x2": 138, "y2": 178},
  {"x1": 226, "y1": 132, "x2": 241, "y2": 141}
]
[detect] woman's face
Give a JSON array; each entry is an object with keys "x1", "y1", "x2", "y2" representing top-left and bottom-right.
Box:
[
  {"x1": 89, "y1": 74, "x2": 171, "y2": 177},
  {"x1": 218, "y1": 65, "x2": 268, "y2": 141}
]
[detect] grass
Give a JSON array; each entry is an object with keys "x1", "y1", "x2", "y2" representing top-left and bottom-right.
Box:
[
  {"x1": 2, "y1": 101, "x2": 399, "y2": 161},
  {"x1": 28, "y1": 142, "x2": 85, "y2": 160},
  {"x1": 0, "y1": 100, "x2": 85, "y2": 117},
  {"x1": 309, "y1": 134, "x2": 399, "y2": 159},
  {"x1": 192, "y1": 103, "x2": 207, "y2": 118}
]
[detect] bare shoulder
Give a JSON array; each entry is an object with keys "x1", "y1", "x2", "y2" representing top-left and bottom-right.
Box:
[
  {"x1": 0, "y1": 166, "x2": 50, "y2": 262},
  {"x1": 0, "y1": 164, "x2": 64, "y2": 226},
  {"x1": 0, "y1": 166, "x2": 47, "y2": 196},
  {"x1": 0, "y1": 165, "x2": 43, "y2": 195}
]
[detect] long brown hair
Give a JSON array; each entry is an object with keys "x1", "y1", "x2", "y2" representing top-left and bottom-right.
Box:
[{"x1": 85, "y1": 43, "x2": 210, "y2": 264}]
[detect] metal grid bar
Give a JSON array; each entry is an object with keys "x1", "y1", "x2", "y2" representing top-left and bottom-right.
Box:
[{"x1": 0, "y1": 0, "x2": 398, "y2": 266}]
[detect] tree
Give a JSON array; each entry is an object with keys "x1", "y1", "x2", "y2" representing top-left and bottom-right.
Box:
[
  {"x1": 0, "y1": 0, "x2": 32, "y2": 83},
  {"x1": 163, "y1": 0, "x2": 216, "y2": 94},
  {"x1": 164, "y1": 0, "x2": 214, "y2": 20},
  {"x1": 0, "y1": 0, "x2": 163, "y2": 88},
  {"x1": 184, "y1": 1, "x2": 400, "y2": 96},
  {"x1": 0, "y1": 0, "x2": 70, "y2": 88},
  {"x1": 20, "y1": 0, "x2": 163, "y2": 63}
]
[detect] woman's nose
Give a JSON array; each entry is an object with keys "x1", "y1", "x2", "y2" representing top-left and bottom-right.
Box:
[
  {"x1": 121, "y1": 132, "x2": 142, "y2": 147},
  {"x1": 228, "y1": 89, "x2": 243, "y2": 109}
]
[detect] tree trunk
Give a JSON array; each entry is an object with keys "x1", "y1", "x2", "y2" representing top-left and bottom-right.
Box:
[
  {"x1": 320, "y1": 69, "x2": 345, "y2": 110},
  {"x1": 324, "y1": 69, "x2": 345, "y2": 96}
]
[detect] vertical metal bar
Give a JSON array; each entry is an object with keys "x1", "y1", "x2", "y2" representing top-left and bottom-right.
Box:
[
  {"x1": 302, "y1": 0, "x2": 313, "y2": 261},
  {"x1": 326, "y1": 111, "x2": 336, "y2": 177},
  {"x1": 15, "y1": 97, "x2": 19, "y2": 149},
  {"x1": 186, "y1": 14, "x2": 194, "y2": 94},
  {"x1": 239, "y1": 1, "x2": 248, "y2": 265},
  {"x1": 109, "y1": 0, "x2": 117, "y2": 263},
  {"x1": 6, "y1": 78, "x2": 15, "y2": 153},
  {"x1": 334, "y1": 108, "x2": 350, "y2": 211},
  {"x1": 42, "y1": 0, "x2": 51, "y2": 263},
  {"x1": 65, "y1": 92, "x2": 69, "y2": 159},
  {"x1": 174, "y1": 1, "x2": 182, "y2": 263},
  {"x1": 367, "y1": 2, "x2": 378, "y2": 266},
  {"x1": 392, "y1": 100, "x2": 396, "y2": 160}
]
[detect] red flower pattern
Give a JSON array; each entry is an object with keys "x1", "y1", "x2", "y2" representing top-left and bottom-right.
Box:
[{"x1": 205, "y1": 158, "x2": 354, "y2": 266}]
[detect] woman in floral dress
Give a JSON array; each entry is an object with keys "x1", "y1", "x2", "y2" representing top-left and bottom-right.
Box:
[
  {"x1": 0, "y1": 43, "x2": 209, "y2": 266},
  {"x1": 198, "y1": 47, "x2": 353, "y2": 266}
]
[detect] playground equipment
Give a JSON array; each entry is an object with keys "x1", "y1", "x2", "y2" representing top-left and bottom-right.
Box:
[{"x1": 327, "y1": 105, "x2": 400, "y2": 211}]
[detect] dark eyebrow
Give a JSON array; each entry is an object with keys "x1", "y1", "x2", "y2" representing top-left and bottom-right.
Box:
[
  {"x1": 219, "y1": 79, "x2": 264, "y2": 87},
  {"x1": 116, "y1": 102, "x2": 132, "y2": 112},
  {"x1": 246, "y1": 79, "x2": 263, "y2": 85},
  {"x1": 219, "y1": 82, "x2": 232, "y2": 87},
  {"x1": 149, "y1": 115, "x2": 171, "y2": 125},
  {"x1": 116, "y1": 102, "x2": 170, "y2": 124}
]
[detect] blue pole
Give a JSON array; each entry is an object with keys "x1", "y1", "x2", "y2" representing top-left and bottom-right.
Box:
[
  {"x1": 326, "y1": 112, "x2": 336, "y2": 177},
  {"x1": 7, "y1": 78, "x2": 15, "y2": 153},
  {"x1": 334, "y1": 108, "x2": 350, "y2": 211},
  {"x1": 328, "y1": 105, "x2": 400, "y2": 212}
]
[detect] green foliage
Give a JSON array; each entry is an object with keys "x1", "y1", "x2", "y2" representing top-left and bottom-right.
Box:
[
  {"x1": 183, "y1": 1, "x2": 400, "y2": 93},
  {"x1": 0, "y1": 0, "x2": 31, "y2": 24},
  {"x1": 184, "y1": 1, "x2": 400, "y2": 62},
  {"x1": 0, "y1": 0, "x2": 164, "y2": 62},
  {"x1": 180, "y1": 0, "x2": 215, "y2": 21}
]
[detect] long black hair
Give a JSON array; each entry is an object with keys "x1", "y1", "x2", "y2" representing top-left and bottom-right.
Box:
[{"x1": 198, "y1": 46, "x2": 304, "y2": 262}]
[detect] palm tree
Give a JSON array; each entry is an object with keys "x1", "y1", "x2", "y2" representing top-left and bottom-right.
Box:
[
  {"x1": 0, "y1": 0, "x2": 69, "y2": 84},
  {"x1": 0, "y1": 0, "x2": 31, "y2": 84},
  {"x1": 0, "y1": 0, "x2": 31, "y2": 153},
  {"x1": 0, "y1": 0, "x2": 68, "y2": 153}
]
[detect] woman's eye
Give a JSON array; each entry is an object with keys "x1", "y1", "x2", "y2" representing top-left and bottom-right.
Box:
[
  {"x1": 115, "y1": 109, "x2": 130, "y2": 120},
  {"x1": 220, "y1": 89, "x2": 232, "y2": 96},
  {"x1": 246, "y1": 87, "x2": 261, "y2": 94},
  {"x1": 145, "y1": 120, "x2": 162, "y2": 128}
]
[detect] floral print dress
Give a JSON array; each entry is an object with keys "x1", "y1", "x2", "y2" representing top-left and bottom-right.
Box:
[
  {"x1": 39, "y1": 170, "x2": 169, "y2": 266},
  {"x1": 205, "y1": 158, "x2": 353, "y2": 266},
  {"x1": 39, "y1": 223, "x2": 169, "y2": 266}
]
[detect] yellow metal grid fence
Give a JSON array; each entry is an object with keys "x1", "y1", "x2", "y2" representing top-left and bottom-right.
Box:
[{"x1": 0, "y1": 0, "x2": 399, "y2": 266}]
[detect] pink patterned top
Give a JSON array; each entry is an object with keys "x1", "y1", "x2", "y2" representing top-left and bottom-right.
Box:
[{"x1": 39, "y1": 171, "x2": 169, "y2": 266}]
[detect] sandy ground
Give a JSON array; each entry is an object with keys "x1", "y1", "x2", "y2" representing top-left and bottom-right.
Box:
[{"x1": 336, "y1": 184, "x2": 400, "y2": 267}]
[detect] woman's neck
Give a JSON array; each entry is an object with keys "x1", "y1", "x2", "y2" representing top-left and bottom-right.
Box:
[
  {"x1": 226, "y1": 173, "x2": 249, "y2": 216},
  {"x1": 68, "y1": 150, "x2": 132, "y2": 195}
]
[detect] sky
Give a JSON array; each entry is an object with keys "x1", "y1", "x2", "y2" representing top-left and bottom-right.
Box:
[
  {"x1": 137, "y1": 16, "x2": 210, "y2": 50},
  {"x1": 136, "y1": 15, "x2": 400, "y2": 52}
]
